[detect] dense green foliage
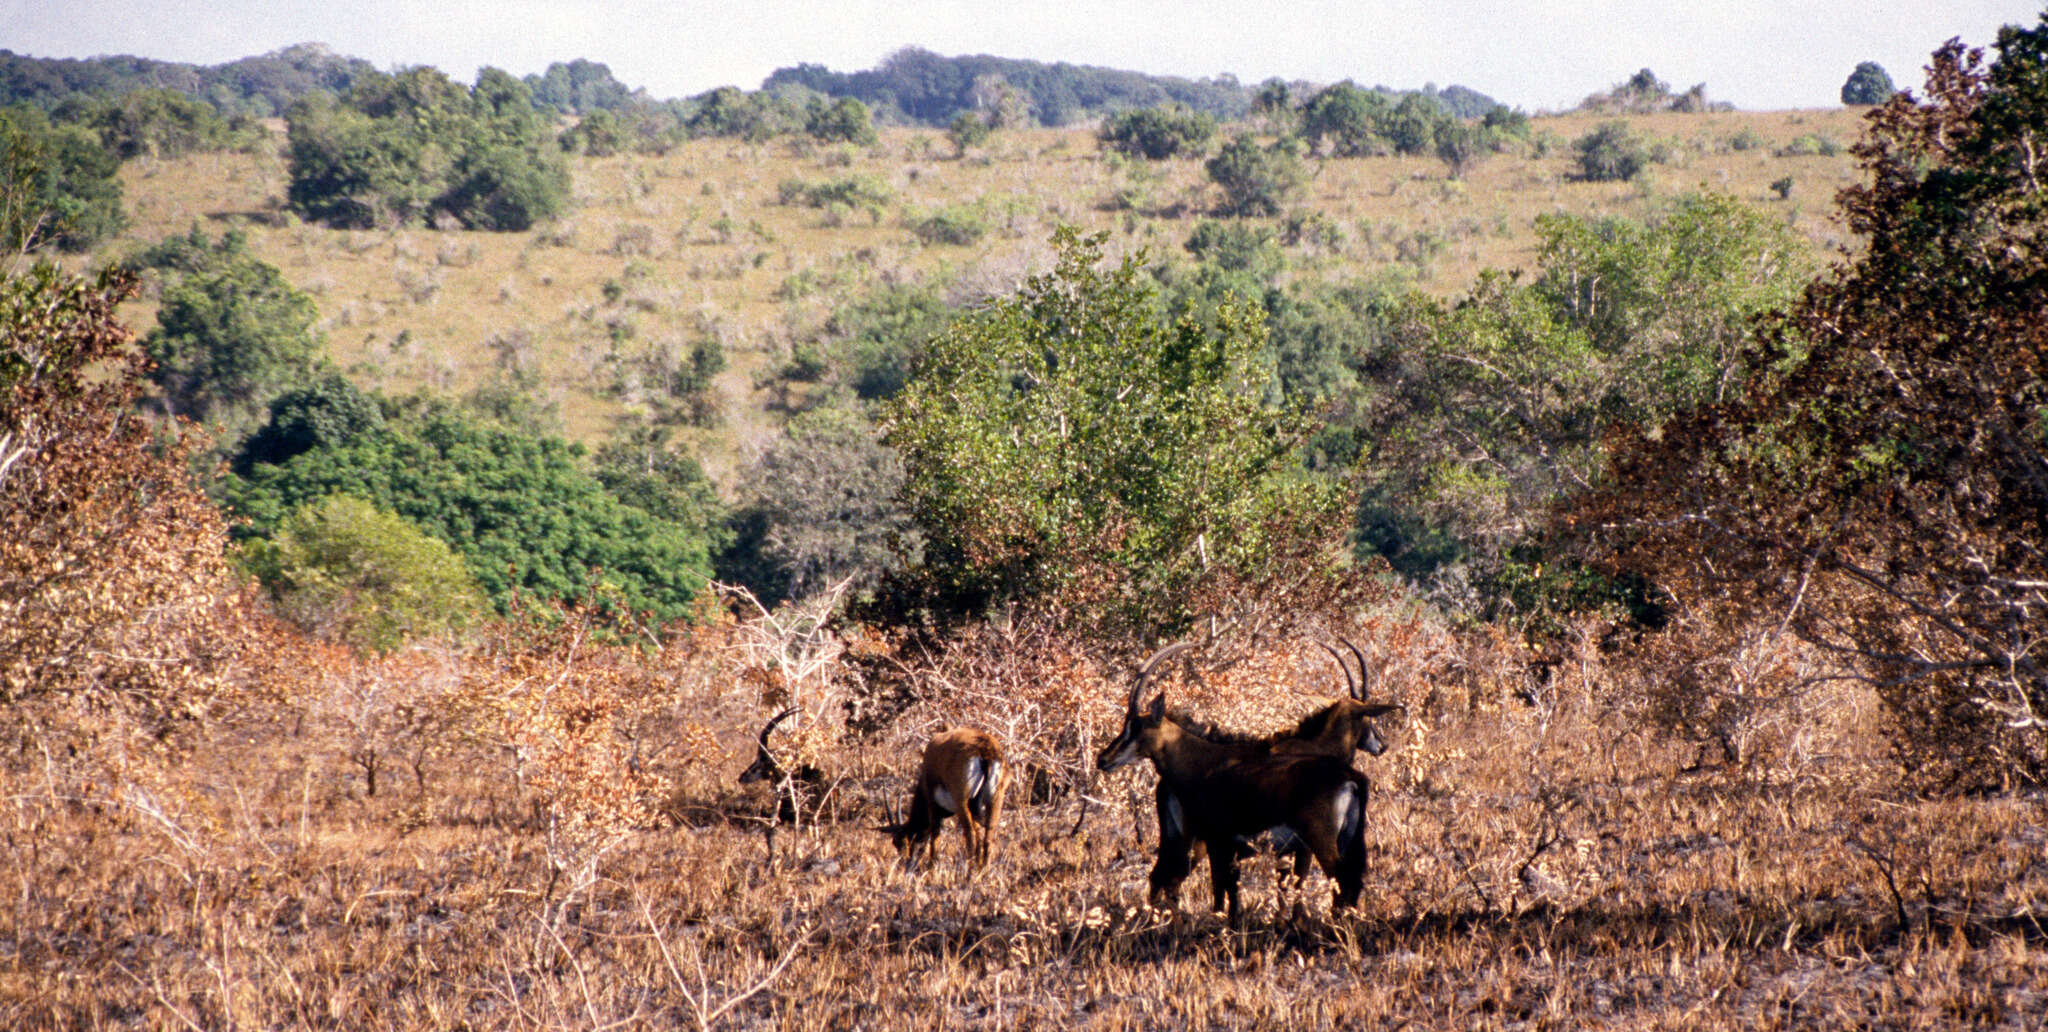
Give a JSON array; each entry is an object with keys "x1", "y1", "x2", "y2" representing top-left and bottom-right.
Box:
[
  {"x1": 132, "y1": 228, "x2": 324, "y2": 438},
  {"x1": 1572, "y1": 121, "x2": 1653, "y2": 181},
  {"x1": 0, "y1": 104, "x2": 124, "y2": 252},
  {"x1": 240, "y1": 494, "x2": 488, "y2": 652},
  {"x1": 52, "y1": 87, "x2": 258, "y2": 159},
  {"x1": 1840, "y1": 61, "x2": 1899, "y2": 105},
  {"x1": 766, "y1": 48, "x2": 1253, "y2": 127},
  {"x1": 883, "y1": 229, "x2": 1342, "y2": 633},
  {"x1": 1205, "y1": 134, "x2": 1304, "y2": 216},
  {"x1": 284, "y1": 66, "x2": 569, "y2": 230},
  {"x1": 1337, "y1": 193, "x2": 1808, "y2": 601},
  {"x1": 767, "y1": 49, "x2": 1498, "y2": 129},
  {"x1": 525, "y1": 58, "x2": 640, "y2": 114},
  {"x1": 1580, "y1": 68, "x2": 1721, "y2": 114},
  {"x1": 1578, "y1": 25, "x2": 2048, "y2": 788},
  {"x1": 0, "y1": 43, "x2": 373, "y2": 118},
  {"x1": 1296, "y1": 82, "x2": 1471, "y2": 158},
  {"x1": 224, "y1": 395, "x2": 717, "y2": 622},
  {"x1": 1098, "y1": 104, "x2": 1218, "y2": 159}
]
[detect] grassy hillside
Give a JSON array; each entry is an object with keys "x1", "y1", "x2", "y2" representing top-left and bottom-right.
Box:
[{"x1": 104, "y1": 107, "x2": 1865, "y2": 486}]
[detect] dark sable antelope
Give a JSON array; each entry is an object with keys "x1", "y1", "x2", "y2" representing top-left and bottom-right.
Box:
[
  {"x1": 1143, "y1": 638, "x2": 1402, "y2": 911},
  {"x1": 878, "y1": 728, "x2": 1006, "y2": 869},
  {"x1": 738, "y1": 707, "x2": 825, "y2": 831},
  {"x1": 1097, "y1": 643, "x2": 1371, "y2": 923}
]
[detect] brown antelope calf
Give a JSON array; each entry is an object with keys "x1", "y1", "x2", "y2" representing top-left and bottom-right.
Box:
[
  {"x1": 1098, "y1": 644, "x2": 1371, "y2": 923},
  {"x1": 879, "y1": 728, "x2": 1005, "y2": 870},
  {"x1": 1146, "y1": 637, "x2": 1402, "y2": 911}
]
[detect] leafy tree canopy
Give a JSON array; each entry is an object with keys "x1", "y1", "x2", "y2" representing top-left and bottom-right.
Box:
[
  {"x1": 1841, "y1": 61, "x2": 1899, "y2": 105},
  {"x1": 883, "y1": 227, "x2": 1344, "y2": 635},
  {"x1": 0, "y1": 103, "x2": 124, "y2": 253},
  {"x1": 224, "y1": 394, "x2": 717, "y2": 623},
  {"x1": 1099, "y1": 104, "x2": 1218, "y2": 160},
  {"x1": 129, "y1": 228, "x2": 325, "y2": 441},
  {"x1": 239, "y1": 494, "x2": 488, "y2": 653},
  {"x1": 284, "y1": 66, "x2": 568, "y2": 230}
]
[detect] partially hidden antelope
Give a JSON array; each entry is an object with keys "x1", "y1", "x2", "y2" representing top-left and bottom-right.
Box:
[
  {"x1": 1142, "y1": 638, "x2": 1402, "y2": 912},
  {"x1": 878, "y1": 728, "x2": 1006, "y2": 870},
  {"x1": 738, "y1": 707, "x2": 826, "y2": 835},
  {"x1": 1097, "y1": 643, "x2": 1372, "y2": 923}
]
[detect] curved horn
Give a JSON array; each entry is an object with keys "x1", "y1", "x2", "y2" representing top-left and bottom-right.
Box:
[
  {"x1": 758, "y1": 706, "x2": 799, "y2": 748},
  {"x1": 1315, "y1": 641, "x2": 1357, "y2": 700},
  {"x1": 1129, "y1": 642, "x2": 1193, "y2": 714},
  {"x1": 1339, "y1": 636, "x2": 1372, "y2": 702}
]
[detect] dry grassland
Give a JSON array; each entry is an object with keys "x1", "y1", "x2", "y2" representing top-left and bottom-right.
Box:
[
  {"x1": 103, "y1": 109, "x2": 1866, "y2": 481},
  {"x1": 4, "y1": 606, "x2": 2043, "y2": 1030}
]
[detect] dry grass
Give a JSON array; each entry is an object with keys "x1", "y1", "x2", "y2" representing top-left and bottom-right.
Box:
[
  {"x1": 100, "y1": 109, "x2": 1867, "y2": 482},
  {"x1": 6, "y1": 602, "x2": 2042, "y2": 1030}
]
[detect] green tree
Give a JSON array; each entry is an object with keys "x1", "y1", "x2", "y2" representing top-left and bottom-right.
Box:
[
  {"x1": 805, "y1": 96, "x2": 878, "y2": 145},
  {"x1": 1300, "y1": 82, "x2": 1391, "y2": 157},
  {"x1": 60, "y1": 87, "x2": 253, "y2": 159},
  {"x1": 0, "y1": 104, "x2": 124, "y2": 253},
  {"x1": 883, "y1": 228, "x2": 1341, "y2": 633},
  {"x1": 225, "y1": 397, "x2": 715, "y2": 622},
  {"x1": 137, "y1": 229, "x2": 324, "y2": 438},
  {"x1": 240, "y1": 494, "x2": 487, "y2": 652},
  {"x1": 1434, "y1": 121, "x2": 1488, "y2": 179},
  {"x1": 1572, "y1": 120, "x2": 1652, "y2": 181},
  {"x1": 284, "y1": 66, "x2": 567, "y2": 230},
  {"x1": 1252, "y1": 78, "x2": 1296, "y2": 132},
  {"x1": 1840, "y1": 61, "x2": 1898, "y2": 105},
  {"x1": 1359, "y1": 193, "x2": 1808, "y2": 591},
  {"x1": 1098, "y1": 104, "x2": 1217, "y2": 160},
  {"x1": 1205, "y1": 134, "x2": 1304, "y2": 217},
  {"x1": 1383, "y1": 92, "x2": 1448, "y2": 155},
  {"x1": 947, "y1": 110, "x2": 993, "y2": 156},
  {"x1": 1578, "y1": 26, "x2": 2048, "y2": 788}
]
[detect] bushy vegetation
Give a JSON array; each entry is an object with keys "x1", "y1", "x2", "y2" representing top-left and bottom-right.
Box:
[
  {"x1": 1571, "y1": 119, "x2": 1654, "y2": 181},
  {"x1": 883, "y1": 228, "x2": 1345, "y2": 635},
  {"x1": 130, "y1": 228, "x2": 325, "y2": 442},
  {"x1": 224, "y1": 389, "x2": 718, "y2": 622},
  {"x1": 0, "y1": 103, "x2": 125, "y2": 252},
  {"x1": 1097, "y1": 103, "x2": 1217, "y2": 159},
  {"x1": 1205, "y1": 133, "x2": 1304, "y2": 216},
  {"x1": 0, "y1": 42, "x2": 374, "y2": 118},
  {"x1": 1841, "y1": 60, "x2": 1898, "y2": 105},
  {"x1": 284, "y1": 67, "x2": 569, "y2": 230}
]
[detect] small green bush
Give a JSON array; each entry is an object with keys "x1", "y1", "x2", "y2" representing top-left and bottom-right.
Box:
[{"x1": 910, "y1": 204, "x2": 988, "y2": 245}]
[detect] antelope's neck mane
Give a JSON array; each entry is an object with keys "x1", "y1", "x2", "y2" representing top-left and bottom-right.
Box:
[
  {"x1": 1161, "y1": 708, "x2": 1266, "y2": 748},
  {"x1": 1285, "y1": 700, "x2": 1351, "y2": 741}
]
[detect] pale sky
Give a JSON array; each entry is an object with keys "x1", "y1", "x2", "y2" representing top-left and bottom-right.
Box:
[{"x1": 3, "y1": 1, "x2": 2039, "y2": 111}]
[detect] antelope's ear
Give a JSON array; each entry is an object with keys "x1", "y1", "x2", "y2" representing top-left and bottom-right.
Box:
[
  {"x1": 1360, "y1": 704, "x2": 1404, "y2": 719},
  {"x1": 1142, "y1": 692, "x2": 1166, "y2": 719}
]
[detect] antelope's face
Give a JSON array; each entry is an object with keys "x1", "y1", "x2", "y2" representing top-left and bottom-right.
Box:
[
  {"x1": 1349, "y1": 702, "x2": 1402, "y2": 757},
  {"x1": 1358, "y1": 719, "x2": 1387, "y2": 757},
  {"x1": 1095, "y1": 694, "x2": 1165, "y2": 772},
  {"x1": 737, "y1": 747, "x2": 779, "y2": 785}
]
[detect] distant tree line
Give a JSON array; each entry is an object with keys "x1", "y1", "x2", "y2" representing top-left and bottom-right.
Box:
[
  {"x1": 0, "y1": 43, "x2": 374, "y2": 118},
  {"x1": 766, "y1": 47, "x2": 1501, "y2": 128}
]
